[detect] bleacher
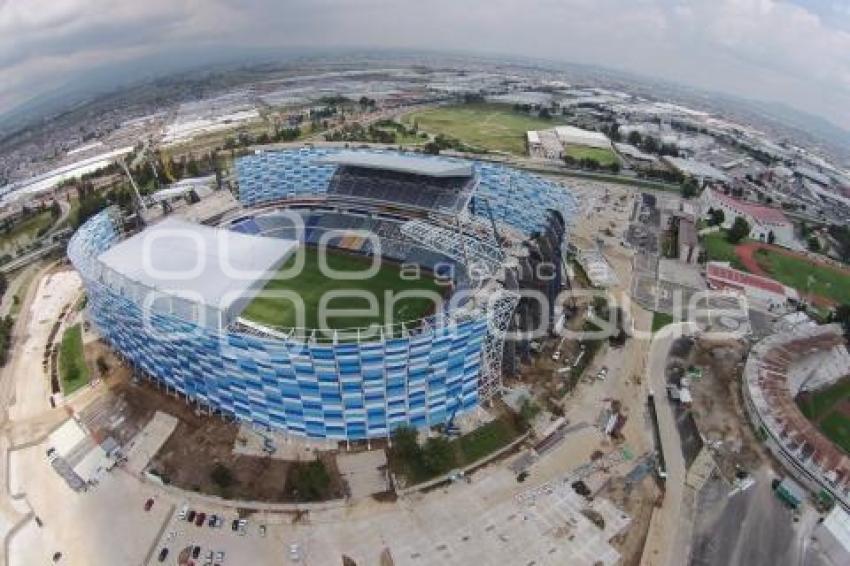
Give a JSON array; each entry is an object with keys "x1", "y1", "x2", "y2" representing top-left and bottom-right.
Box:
[
  {"x1": 235, "y1": 149, "x2": 580, "y2": 238},
  {"x1": 327, "y1": 166, "x2": 472, "y2": 212}
]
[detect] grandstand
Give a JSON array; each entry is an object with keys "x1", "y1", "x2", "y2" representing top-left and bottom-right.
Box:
[
  {"x1": 69, "y1": 148, "x2": 579, "y2": 441},
  {"x1": 743, "y1": 320, "x2": 850, "y2": 510}
]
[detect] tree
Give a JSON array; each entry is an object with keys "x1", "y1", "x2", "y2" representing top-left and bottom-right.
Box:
[
  {"x1": 832, "y1": 304, "x2": 850, "y2": 337},
  {"x1": 421, "y1": 437, "x2": 455, "y2": 475},
  {"x1": 210, "y1": 463, "x2": 234, "y2": 489},
  {"x1": 642, "y1": 136, "x2": 660, "y2": 154},
  {"x1": 727, "y1": 216, "x2": 751, "y2": 244},
  {"x1": 285, "y1": 460, "x2": 331, "y2": 501},
  {"x1": 627, "y1": 130, "x2": 642, "y2": 146},
  {"x1": 767, "y1": 231, "x2": 776, "y2": 245},
  {"x1": 681, "y1": 177, "x2": 699, "y2": 199},
  {"x1": 808, "y1": 236, "x2": 821, "y2": 253},
  {"x1": 423, "y1": 141, "x2": 440, "y2": 155},
  {"x1": 391, "y1": 426, "x2": 420, "y2": 461}
]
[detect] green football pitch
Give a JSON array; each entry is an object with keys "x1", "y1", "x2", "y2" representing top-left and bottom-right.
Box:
[
  {"x1": 241, "y1": 247, "x2": 446, "y2": 333},
  {"x1": 797, "y1": 376, "x2": 850, "y2": 455}
]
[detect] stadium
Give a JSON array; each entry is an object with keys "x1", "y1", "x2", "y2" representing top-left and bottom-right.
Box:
[
  {"x1": 743, "y1": 318, "x2": 850, "y2": 510},
  {"x1": 68, "y1": 148, "x2": 578, "y2": 440}
]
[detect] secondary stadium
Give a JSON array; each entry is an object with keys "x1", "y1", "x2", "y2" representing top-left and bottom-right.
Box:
[{"x1": 68, "y1": 148, "x2": 578, "y2": 440}]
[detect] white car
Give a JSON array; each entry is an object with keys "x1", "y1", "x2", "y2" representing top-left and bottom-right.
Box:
[
  {"x1": 289, "y1": 543, "x2": 302, "y2": 562},
  {"x1": 177, "y1": 504, "x2": 189, "y2": 520},
  {"x1": 552, "y1": 351, "x2": 561, "y2": 362}
]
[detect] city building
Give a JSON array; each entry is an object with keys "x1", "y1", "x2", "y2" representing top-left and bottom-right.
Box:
[{"x1": 700, "y1": 189, "x2": 796, "y2": 248}]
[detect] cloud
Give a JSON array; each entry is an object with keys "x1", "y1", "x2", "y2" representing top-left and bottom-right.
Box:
[{"x1": 1, "y1": 0, "x2": 849, "y2": 130}]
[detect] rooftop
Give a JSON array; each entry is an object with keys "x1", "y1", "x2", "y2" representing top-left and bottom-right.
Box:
[
  {"x1": 664, "y1": 157, "x2": 730, "y2": 183},
  {"x1": 315, "y1": 151, "x2": 473, "y2": 178},
  {"x1": 98, "y1": 217, "x2": 296, "y2": 324},
  {"x1": 711, "y1": 190, "x2": 790, "y2": 225}
]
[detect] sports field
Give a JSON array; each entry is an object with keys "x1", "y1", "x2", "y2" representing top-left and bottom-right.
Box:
[
  {"x1": 797, "y1": 376, "x2": 850, "y2": 454},
  {"x1": 563, "y1": 145, "x2": 619, "y2": 167},
  {"x1": 241, "y1": 247, "x2": 445, "y2": 332},
  {"x1": 401, "y1": 103, "x2": 566, "y2": 154},
  {"x1": 702, "y1": 231, "x2": 746, "y2": 269},
  {"x1": 753, "y1": 248, "x2": 850, "y2": 305}
]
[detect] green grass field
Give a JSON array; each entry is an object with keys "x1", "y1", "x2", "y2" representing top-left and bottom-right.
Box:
[
  {"x1": 402, "y1": 103, "x2": 567, "y2": 154},
  {"x1": 754, "y1": 249, "x2": 850, "y2": 304},
  {"x1": 820, "y1": 412, "x2": 850, "y2": 454},
  {"x1": 241, "y1": 247, "x2": 444, "y2": 333},
  {"x1": 651, "y1": 312, "x2": 674, "y2": 333},
  {"x1": 0, "y1": 209, "x2": 55, "y2": 255},
  {"x1": 702, "y1": 231, "x2": 745, "y2": 269},
  {"x1": 797, "y1": 377, "x2": 850, "y2": 455},
  {"x1": 563, "y1": 145, "x2": 619, "y2": 167},
  {"x1": 59, "y1": 324, "x2": 89, "y2": 395}
]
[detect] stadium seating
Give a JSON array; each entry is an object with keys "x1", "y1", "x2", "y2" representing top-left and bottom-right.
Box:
[
  {"x1": 235, "y1": 148, "x2": 579, "y2": 236},
  {"x1": 327, "y1": 166, "x2": 471, "y2": 212}
]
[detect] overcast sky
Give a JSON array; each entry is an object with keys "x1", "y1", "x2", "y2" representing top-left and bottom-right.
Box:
[{"x1": 2, "y1": 0, "x2": 850, "y2": 130}]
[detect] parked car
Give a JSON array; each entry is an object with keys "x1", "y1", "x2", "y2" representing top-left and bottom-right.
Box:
[
  {"x1": 178, "y1": 504, "x2": 188, "y2": 520},
  {"x1": 215, "y1": 551, "x2": 225, "y2": 561},
  {"x1": 157, "y1": 548, "x2": 169, "y2": 562},
  {"x1": 187, "y1": 510, "x2": 196, "y2": 523},
  {"x1": 195, "y1": 512, "x2": 206, "y2": 527},
  {"x1": 259, "y1": 524, "x2": 266, "y2": 537},
  {"x1": 289, "y1": 543, "x2": 302, "y2": 562},
  {"x1": 144, "y1": 498, "x2": 154, "y2": 512},
  {"x1": 208, "y1": 514, "x2": 217, "y2": 527},
  {"x1": 192, "y1": 546, "x2": 201, "y2": 559},
  {"x1": 231, "y1": 519, "x2": 239, "y2": 531}
]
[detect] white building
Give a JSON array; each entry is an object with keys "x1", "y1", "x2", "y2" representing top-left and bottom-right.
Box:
[
  {"x1": 553, "y1": 126, "x2": 612, "y2": 149},
  {"x1": 701, "y1": 189, "x2": 796, "y2": 248}
]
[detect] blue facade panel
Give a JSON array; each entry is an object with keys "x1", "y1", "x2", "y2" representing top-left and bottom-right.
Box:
[{"x1": 67, "y1": 151, "x2": 577, "y2": 440}]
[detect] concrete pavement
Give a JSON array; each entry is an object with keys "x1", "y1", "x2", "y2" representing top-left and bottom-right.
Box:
[{"x1": 640, "y1": 323, "x2": 695, "y2": 566}]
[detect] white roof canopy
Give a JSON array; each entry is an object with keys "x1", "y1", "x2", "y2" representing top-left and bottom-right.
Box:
[
  {"x1": 315, "y1": 151, "x2": 473, "y2": 178},
  {"x1": 98, "y1": 217, "x2": 296, "y2": 327}
]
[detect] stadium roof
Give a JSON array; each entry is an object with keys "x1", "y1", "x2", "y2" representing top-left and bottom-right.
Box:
[
  {"x1": 316, "y1": 151, "x2": 473, "y2": 178},
  {"x1": 98, "y1": 217, "x2": 296, "y2": 324},
  {"x1": 711, "y1": 190, "x2": 790, "y2": 224}
]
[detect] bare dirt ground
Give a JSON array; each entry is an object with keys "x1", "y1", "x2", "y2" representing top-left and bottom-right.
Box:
[
  {"x1": 78, "y1": 344, "x2": 346, "y2": 503},
  {"x1": 603, "y1": 476, "x2": 661, "y2": 566},
  {"x1": 150, "y1": 405, "x2": 346, "y2": 503},
  {"x1": 688, "y1": 338, "x2": 763, "y2": 479}
]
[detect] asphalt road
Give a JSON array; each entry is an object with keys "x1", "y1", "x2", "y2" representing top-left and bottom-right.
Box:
[{"x1": 690, "y1": 469, "x2": 802, "y2": 566}]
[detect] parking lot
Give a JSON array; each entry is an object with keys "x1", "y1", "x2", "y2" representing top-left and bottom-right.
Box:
[{"x1": 147, "y1": 503, "x2": 291, "y2": 566}]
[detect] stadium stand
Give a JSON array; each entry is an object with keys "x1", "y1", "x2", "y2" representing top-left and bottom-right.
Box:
[
  {"x1": 327, "y1": 166, "x2": 473, "y2": 212},
  {"x1": 69, "y1": 150, "x2": 579, "y2": 441},
  {"x1": 743, "y1": 320, "x2": 850, "y2": 510}
]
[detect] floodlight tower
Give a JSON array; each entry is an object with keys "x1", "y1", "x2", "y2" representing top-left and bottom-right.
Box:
[{"x1": 118, "y1": 157, "x2": 151, "y2": 229}]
